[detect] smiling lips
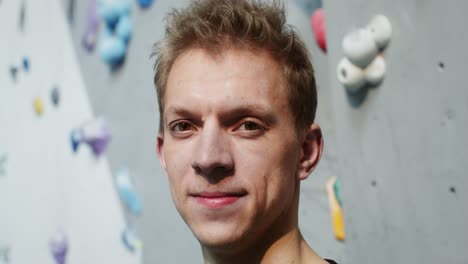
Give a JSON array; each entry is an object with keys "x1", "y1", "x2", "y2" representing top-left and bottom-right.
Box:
[{"x1": 192, "y1": 192, "x2": 245, "y2": 208}]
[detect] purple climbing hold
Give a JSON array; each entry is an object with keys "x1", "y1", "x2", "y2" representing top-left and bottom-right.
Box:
[
  {"x1": 82, "y1": 0, "x2": 99, "y2": 52},
  {"x1": 70, "y1": 118, "x2": 111, "y2": 157},
  {"x1": 49, "y1": 231, "x2": 68, "y2": 264}
]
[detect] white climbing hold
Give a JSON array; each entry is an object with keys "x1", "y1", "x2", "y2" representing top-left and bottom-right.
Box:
[
  {"x1": 365, "y1": 55, "x2": 386, "y2": 85},
  {"x1": 342, "y1": 28, "x2": 378, "y2": 68},
  {"x1": 366, "y1": 14, "x2": 392, "y2": 49},
  {"x1": 337, "y1": 57, "x2": 366, "y2": 93}
]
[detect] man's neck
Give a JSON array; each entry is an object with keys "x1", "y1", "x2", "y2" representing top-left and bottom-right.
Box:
[{"x1": 202, "y1": 227, "x2": 327, "y2": 264}]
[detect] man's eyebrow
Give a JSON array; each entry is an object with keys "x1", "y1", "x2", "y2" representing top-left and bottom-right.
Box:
[
  {"x1": 164, "y1": 106, "x2": 201, "y2": 120},
  {"x1": 164, "y1": 104, "x2": 277, "y2": 125},
  {"x1": 165, "y1": 106, "x2": 191, "y2": 115},
  {"x1": 219, "y1": 105, "x2": 277, "y2": 126}
]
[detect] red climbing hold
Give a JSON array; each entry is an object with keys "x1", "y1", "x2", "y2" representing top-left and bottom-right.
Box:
[{"x1": 311, "y1": 8, "x2": 327, "y2": 53}]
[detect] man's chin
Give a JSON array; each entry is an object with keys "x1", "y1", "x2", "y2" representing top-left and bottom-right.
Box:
[{"x1": 191, "y1": 224, "x2": 248, "y2": 251}]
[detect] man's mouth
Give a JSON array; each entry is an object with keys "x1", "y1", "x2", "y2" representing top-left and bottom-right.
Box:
[{"x1": 191, "y1": 191, "x2": 246, "y2": 208}]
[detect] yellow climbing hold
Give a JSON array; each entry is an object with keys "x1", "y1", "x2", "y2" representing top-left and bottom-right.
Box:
[
  {"x1": 33, "y1": 96, "x2": 44, "y2": 116},
  {"x1": 326, "y1": 176, "x2": 346, "y2": 241}
]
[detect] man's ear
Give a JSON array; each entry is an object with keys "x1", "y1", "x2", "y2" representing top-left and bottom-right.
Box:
[
  {"x1": 157, "y1": 133, "x2": 167, "y2": 171},
  {"x1": 297, "y1": 123, "x2": 323, "y2": 181}
]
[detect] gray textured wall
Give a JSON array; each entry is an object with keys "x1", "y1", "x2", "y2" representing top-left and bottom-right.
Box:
[
  {"x1": 61, "y1": 0, "x2": 342, "y2": 263},
  {"x1": 324, "y1": 0, "x2": 468, "y2": 263}
]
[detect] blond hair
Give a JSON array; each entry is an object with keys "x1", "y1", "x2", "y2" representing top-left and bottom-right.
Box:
[{"x1": 153, "y1": 0, "x2": 317, "y2": 134}]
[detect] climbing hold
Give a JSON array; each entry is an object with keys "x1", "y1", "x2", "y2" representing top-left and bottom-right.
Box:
[
  {"x1": 338, "y1": 14, "x2": 392, "y2": 94},
  {"x1": 49, "y1": 231, "x2": 68, "y2": 264},
  {"x1": 137, "y1": 0, "x2": 154, "y2": 9},
  {"x1": 326, "y1": 177, "x2": 345, "y2": 241},
  {"x1": 51, "y1": 86, "x2": 60, "y2": 107},
  {"x1": 9, "y1": 65, "x2": 18, "y2": 81},
  {"x1": 116, "y1": 14, "x2": 132, "y2": 44},
  {"x1": 0, "y1": 154, "x2": 6, "y2": 176},
  {"x1": 122, "y1": 226, "x2": 143, "y2": 252},
  {"x1": 67, "y1": 0, "x2": 76, "y2": 24},
  {"x1": 364, "y1": 55, "x2": 386, "y2": 85},
  {"x1": 366, "y1": 14, "x2": 392, "y2": 49},
  {"x1": 0, "y1": 245, "x2": 10, "y2": 263},
  {"x1": 114, "y1": 0, "x2": 131, "y2": 17},
  {"x1": 70, "y1": 117, "x2": 111, "y2": 157},
  {"x1": 98, "y1": 0, "x2": 120, "y2": 29},
  {"x1": 337, "y1": 57, "x2": 365, "y2": 93},
  {"x1": 310, "y1": 7, "x2": 326, "y2": 53},
  {"x1": 82, "y1": 0, "x2": 99, "y2": 52},
  {"x1": 98, "y1": 0, "x2": 131, "y2": 30},
  {"x1": 33, "y1": 96, "x2": 45, "y2": 116},
  {"x1": 19, "y1": 0, "x2": 26, "y2": 30},
  {"x1": 115, "y1": 167, "x2": 142, "y2": 215},
  {"x1": 342, "y1": 28, "x2": 378, "y2": 68},
  {"x1": 22, "y1": 57, "x2": 30, "y2": 72},
  {"x1": 333, "y1": 178, "x2": 342, "y2": 206},
  {"x1": 99, "y1": 33, "x2": 126, "y2": 66}
]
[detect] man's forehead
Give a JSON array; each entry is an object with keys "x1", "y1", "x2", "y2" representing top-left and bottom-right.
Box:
[
  {"x1": 163, "y1": 47, "x2": 289, "y2": 119},
  {"x1": 167, "y1": 47, "x2": 281, "y2": 81}
]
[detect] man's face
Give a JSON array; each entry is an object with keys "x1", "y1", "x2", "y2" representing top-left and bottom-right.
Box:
[{"x1": 158, "y1": 47, "x2": 306, "y2": 250}]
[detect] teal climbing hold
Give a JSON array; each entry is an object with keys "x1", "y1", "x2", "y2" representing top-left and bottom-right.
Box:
[{"x1": 333, "y1": 178, "x2": 342, "y2": 206}]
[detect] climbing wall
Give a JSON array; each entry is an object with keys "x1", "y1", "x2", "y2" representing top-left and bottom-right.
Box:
[
  {"x1": 0, "y1": 0, "x2": 141, "y2": 263},
  {"x1": 324, "y1": 0, "x2": 468, "y2": 263}
]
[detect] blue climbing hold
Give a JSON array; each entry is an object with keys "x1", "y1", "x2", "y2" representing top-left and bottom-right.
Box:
[
  {"x1": 115, "y1": 168, "x2": 142, "y2": 215},
  {"x1": 116, "y1": 14, "x2": 132, "y2": 44},
  {"x1": 122, "y1": 226, "x2": 142, "y2": 252},
  {"x1": 22, "y1": 57, "x2": 30, "y2": 72},
  {"x1": 70, "y1": 130, "x2": 83, "y2": 153},
  {"x1": 98, "y1": 0, "x2": 131, "y2": 30},
  {"x1": 137, "y1": 0, "x2": 154, "y2": 9},
  {"x1": 333, "y1": 178, "x2": 342, "y2": 206},
  {"x1": 99, "y1": 33, "x2": 126, "y2": 66}
]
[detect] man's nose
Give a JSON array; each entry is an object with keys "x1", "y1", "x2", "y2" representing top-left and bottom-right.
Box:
[{"x1": 191, "y1": 122, "x2": 234, "y2": 180}]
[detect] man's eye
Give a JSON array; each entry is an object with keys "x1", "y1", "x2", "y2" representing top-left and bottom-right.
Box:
[
  {"x1": 239, "y1": 121, "x2": 264, "y2": 131},
  {"x1": 172, "y1": 122, "x2": 193, "y2": 132}
]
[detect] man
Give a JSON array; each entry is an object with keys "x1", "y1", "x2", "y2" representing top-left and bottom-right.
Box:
[{"x1": 153, "y1": 0, "x2": 335, "y2": 263}]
